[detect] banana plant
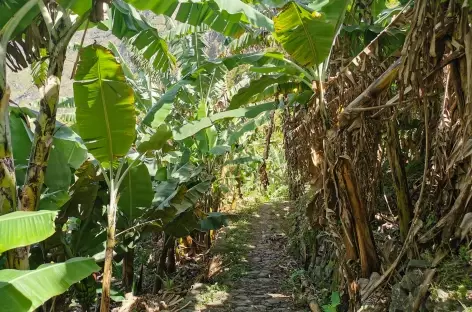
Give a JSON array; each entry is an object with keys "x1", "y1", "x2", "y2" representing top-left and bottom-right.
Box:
[{"x1": 73, "y1": 44, "x2": 137, "y2": 312}]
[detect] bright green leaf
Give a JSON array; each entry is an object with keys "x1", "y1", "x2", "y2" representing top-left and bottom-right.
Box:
[
  {"x1": 0, "y1": 257, "x2": 99, "y2": 312},
  {"x1": 274, "y1": 1, "x2": 348, "y2": 67},
  {"x1": 74, "y1": 45, "x2": 136, "y2": 166},
  {"x1": 118, "y1": 161, "x2": 153, "y2": 223},
  {"x1": 0, "y1": 211, "x2": 57, "y2": 253}
]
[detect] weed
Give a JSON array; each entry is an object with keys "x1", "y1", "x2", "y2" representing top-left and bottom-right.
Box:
[{"x1": 322, "y1": 292, "x2": 341, "y2": 312}]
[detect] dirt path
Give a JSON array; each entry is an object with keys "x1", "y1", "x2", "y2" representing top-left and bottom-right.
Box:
[{"x1": 182, "y1": 202, "x2": 307, "y2": 312}]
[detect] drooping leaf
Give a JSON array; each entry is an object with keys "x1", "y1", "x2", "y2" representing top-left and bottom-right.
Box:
[
  {"x1": 0, "y1": 211, "x2": 57, "y2": 253},
  {"x1": 171, "y1": 163, "x2": 202, "y2": 184},
  {"x1": 143, "y1": 80, "x2": 192, "y2": 126},
  {"x1": 174, "y1": 102, "x2": 277, "y2": 140},
  {"x1": 151, "y1": 103, "x2": 173, "y2": 129},
  {"x1": 108, "y1": 0, "x2": 175, "y2": 72},
  {"x1": 74, "y1": 44, "x2": 136, "y2": 166},
  {"x1": 274, "y1": 1, "x2": 348, "y2": 68},
  {"x1": 228, "y1": 112, "x2": 271, "y2": 145},
  {"x1": 123, "y1": 0, "x2": 273, "y2": 37},
  {"x1": 229, "y1": 75, "x2": 291, "y2": 109},
  {"x1": 172, "y1": 180, "x2": 212, "y2": 212},
  {"x1": 0, "y1": 0, "x2": 40, "y2": 83},
  {"x1": 107, "y1": 42, "x2": 134, "y2": 80},
  {"x1": 9, "y1": 111, "x2": 32, "y2": 185},
  {"x1": 63, "y1": 161, "x2": 100, "y2": 221},
  {"x1": 163, "y1": 210, "x2": 199, "y2": 238},
  {"x1": 118, "y1": 161, "x2": 153, "y2": 223},
  {"x1": 200, "y1": 212, "x2": 229, "y2": 231},
  {"x1": 152, "y1": 180, "x2": 180, "y2": 208},
  {"x1": 0, "y1": 257, "x2": 99, "y2": 312},
  {"x1": 137, "y1": 125, "x2": 173, "y2": 154}
]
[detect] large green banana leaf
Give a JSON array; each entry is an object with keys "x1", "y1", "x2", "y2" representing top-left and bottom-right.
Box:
[
  {"x1": 123, "y1": 0, "x2": 273, "y2": 37},
  {"x1": 118, "y1": 161, "x2": 153, "y2": 223},
  {"x1": 74, "y1": 45, "x2": 136, "y2": 166},
  {"x1": 0, "y1": 257, "x2": 99, "y2": 312},
  {"x1": 173, "y1": 101, "x2": 277, "y2": 140},
  {"x1": 274, "y1": 0, "x2": 348, "y2": 68},
  {"x1": 0, "y1": 211, "x2": 57, "y2": 253}
]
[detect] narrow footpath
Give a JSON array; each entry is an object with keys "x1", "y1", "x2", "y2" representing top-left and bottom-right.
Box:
[{"x1": 183, "y1": 202, "x2": 307, "y2": 312}]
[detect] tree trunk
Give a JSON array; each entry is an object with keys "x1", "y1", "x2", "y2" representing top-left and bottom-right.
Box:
[
  {"x1": 14, "y1": 7, "x2": 89, "y2": 269},
  {"x1": 259, "y1": 111, "x2": 275, "y2": 191},
  {"x1": 386, "y1": 120, "x2": 413, "y2": 240},
  {"x1": 0, "y1": 87, "x2": 28, "y2": 269},
  {"x1": 335, "y1": 157, "x2": 380, "y2": 277},
  {"x1": 20, "y1": 57, "x2": 65, "y2": 212},
  {"x1": 122, "y1": 248, "x2": 134, "y2": 292},
  {"x1": 166, "y1": 243, "x2": 176, "y2": 274},
  {"x1": 100, "y1": 185, "x2": 117, "y2": 312},
  {"x1": 136, "y1": 263, "x2": 144, "y2": 295},
  {"x1": 153, "y1": 234, "x2": 173, "y2": 294},
  {"x1": 0, "y1": 87, "x2": 17, "y2": 215}
]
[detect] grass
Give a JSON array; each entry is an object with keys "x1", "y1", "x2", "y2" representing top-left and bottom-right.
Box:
[{"x1": 197, "y1": 283, "x2": 230, "y2": 305}]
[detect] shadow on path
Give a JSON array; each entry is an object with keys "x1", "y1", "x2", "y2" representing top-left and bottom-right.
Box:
[{"x1": 181, "y1": 202, "x2": 307, "y2": 312}]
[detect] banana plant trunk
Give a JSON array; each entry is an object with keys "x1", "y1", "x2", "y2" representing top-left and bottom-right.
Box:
[
  {"x1": 101, "y1": 185, "x2": 117, "y2": 312},
  {"x1": 20, "y1": 51, "x2": 66, "y2": 212},
  {"x1": 12, "y1": 4, "x2": 89, "y2": 268},
  {"x1": 0, "y1": 86, "x2": 17, "y2": 215},
  {"x1": 10, "y1": 49, "x2": 68, "y2": 270},
  {"x1": 335, "y1": 157, "x2": 380, "y2": 277},
  {"x1": 153, "y1": 233, "x2": 173, "y2": 294},
  {"x1": 386, "y1": 120, "x2": 413, "y2": 240},
  {"x1": 122, "y1": 248, "x2": 135, "y2": 292}
]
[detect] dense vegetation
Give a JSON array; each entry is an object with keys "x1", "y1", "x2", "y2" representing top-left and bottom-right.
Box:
[{"x1": 0, "y1": 0, "x2": 471, "y2": 311}]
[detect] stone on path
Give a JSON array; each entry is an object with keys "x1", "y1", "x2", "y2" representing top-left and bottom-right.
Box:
[{"x1": 183, "y1": 202, "x2": 304, "y2": 312}]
